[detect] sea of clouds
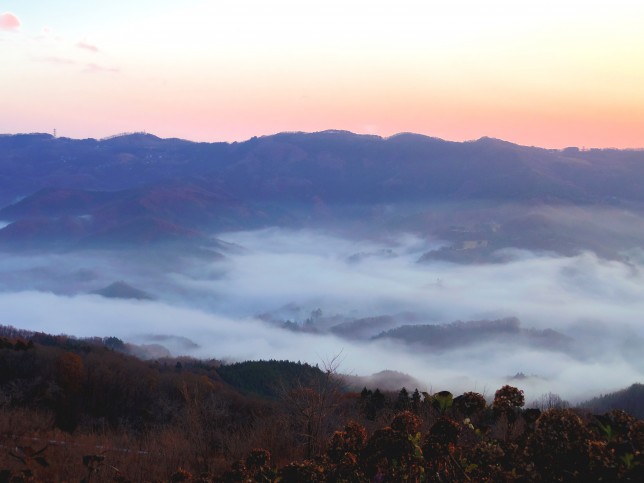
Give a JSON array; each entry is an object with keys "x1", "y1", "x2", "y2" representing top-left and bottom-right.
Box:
[{"x1": 1, "y1": 227, "x2": 643, "y2": 402}]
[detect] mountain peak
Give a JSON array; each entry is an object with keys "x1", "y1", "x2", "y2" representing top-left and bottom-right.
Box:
[{"x1": 91, "y1": 281, "x2": 154, "y2": 300}]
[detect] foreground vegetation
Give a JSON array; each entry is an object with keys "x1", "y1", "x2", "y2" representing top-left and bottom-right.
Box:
[{"x1": 0, "y1": 326, "x2": 641, "y2": 481}]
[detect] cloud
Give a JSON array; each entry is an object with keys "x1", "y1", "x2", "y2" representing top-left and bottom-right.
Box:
[
  {"x1": 1, "y1": 224, "x2": 643, "y2": 403},
  {"x1": 76, "y1": 41, "x2": 99, "y2": 53},
  {"x1": 83, "y1": 62, "x2": 119, "y2": 74},
  {"x1": 36, "y1": 56, "x2": 77, "y2": 66},
  {"x1": 0, "y1": 286, "x2": 640, "y2": 403},
  {"x1": 0, "y1": 12, "x2": 20, "y2": 31}
]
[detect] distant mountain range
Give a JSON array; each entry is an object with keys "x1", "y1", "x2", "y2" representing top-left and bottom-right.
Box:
[
  {"x1": 372, "y1": 317, "x2": 572, "y2": 352},
  {"x1": 1, "y1": 131, "x2": 643, "y2": 255}
]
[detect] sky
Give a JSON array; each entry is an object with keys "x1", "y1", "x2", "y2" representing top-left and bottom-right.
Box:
[{"x1": 2, "y1": 0, "x2": 644, "y2": 148}]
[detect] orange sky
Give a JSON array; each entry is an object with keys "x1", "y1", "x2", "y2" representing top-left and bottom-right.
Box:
[{"x1": 2, "y1": 1, "x2": 644, "y2": 148}]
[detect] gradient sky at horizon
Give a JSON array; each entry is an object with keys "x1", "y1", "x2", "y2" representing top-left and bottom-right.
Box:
[{"x1": 2, "y1": 1, "x2": 644, "y2": 148}]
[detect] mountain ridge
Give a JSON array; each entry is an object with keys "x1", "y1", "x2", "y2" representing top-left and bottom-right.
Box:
[{"x1": 2, "y1": 130, "x2": 644, "y2": 256}]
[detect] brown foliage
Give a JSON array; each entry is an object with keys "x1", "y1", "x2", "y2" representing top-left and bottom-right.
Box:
[
  {"x1": 453, "y1": 391, "x2": 487, "y2": 416},
  {"x1": 2, "y1": 336, "x2": 643, "y2": 481},
  {"x1": 327, "y1": 421, "x2": 367, "y2": 464},
  {"x1": 526, "y1": 409, "x2": 593, "y2": 481},
  {"x1": 493, "y1": 385, "x2": 525, "y2": 413}
]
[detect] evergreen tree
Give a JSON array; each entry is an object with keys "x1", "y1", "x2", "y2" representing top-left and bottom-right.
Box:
[{"x1": 395, "y1": 387, "x2": 410, "y2": 411}]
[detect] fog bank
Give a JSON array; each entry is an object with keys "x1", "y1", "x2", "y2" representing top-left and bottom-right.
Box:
[{"x1": 1, "y1": 227, "x2": 643, "y2": 402}]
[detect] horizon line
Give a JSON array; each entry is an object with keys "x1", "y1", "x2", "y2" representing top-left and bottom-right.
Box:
[{"x1": 1, "y1": 129, "x2": 642, "y2": 152}]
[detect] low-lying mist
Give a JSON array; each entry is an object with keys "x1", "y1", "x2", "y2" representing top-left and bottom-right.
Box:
[{"x1": 1, "y1": 225, "x2": 643, "y2": 403}]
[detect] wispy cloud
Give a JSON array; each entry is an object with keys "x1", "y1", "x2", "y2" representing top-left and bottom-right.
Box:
[
  {"x1": 0, "y1": 12, "x2": 20, "y2": 31},
  {"x1": 33, "y1": 27, "x2": 62, "y2": 41},
  {"x1": 83, "y1": 62, "x2": 119, "y2": 74},
  {"x1": 76, "y1": 41, "x2": 99, "y2": 53},
  {"x1": 36, "y1": 56, "x2": 77, "y2": 66}
]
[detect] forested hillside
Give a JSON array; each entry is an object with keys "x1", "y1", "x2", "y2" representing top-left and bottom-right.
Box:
[
  {"x1": 581, "y1": 384, "x2": 644, "y2": 419},
  {"x1": 0, "y1": 326, "x2": 641, "y2": 481}
]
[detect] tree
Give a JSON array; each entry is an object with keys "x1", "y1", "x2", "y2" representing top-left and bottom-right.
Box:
[
  {"x1": 431, "y1": 391, "x2": 454, "y2": 414},
  {"x1": 532, "y1": 392, "x2": 570, "y2": 411},
  {"x1": 280, "y1": 354, "x2": 345, "y2": 458},
  {"x1": 493, "y1": 385, "x2": 524, "y2": 414},
  {"x1": 395, "y1": 387, "x2": 410, "y2": 411},
  {"x1": 54, "y1": 351, "x2": 86, "y2": 431},
  {"x1": 453, "y1": 391, "x2": 487, "y2": 416},
  {"x1": 55, "y1": 351, "x2": 85, "y2": 394},
  {"x1": 411, "y1": 389, "x2": 422, "y2": 413}
]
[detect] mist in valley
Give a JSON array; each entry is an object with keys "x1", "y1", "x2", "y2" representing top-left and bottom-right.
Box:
[{"x1": 1, "y1": 203, "x2": 643, "y2": 403}]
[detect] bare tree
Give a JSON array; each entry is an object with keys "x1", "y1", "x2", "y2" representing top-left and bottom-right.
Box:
[
  {"x1": 280, "y1": 353, "x2": 346, "y2": 459},
  {"x1": 531, "y1": 392, "x2": 570, "y2": 411}
]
